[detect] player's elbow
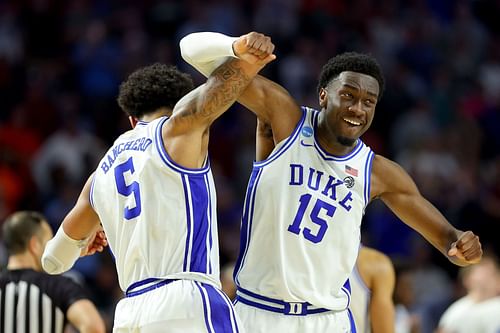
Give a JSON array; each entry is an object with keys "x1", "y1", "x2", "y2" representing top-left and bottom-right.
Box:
[
  {"x1": 41, "y1": 253, "x2": 66, "y2": 274},
  {"x1": 179, "y1": 35, "x2": 194, "y2": 62}
]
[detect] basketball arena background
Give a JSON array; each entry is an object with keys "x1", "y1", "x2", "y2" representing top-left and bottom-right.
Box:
[{"x1": 0, "y1": 0, "x2": 499, "y2": 331}]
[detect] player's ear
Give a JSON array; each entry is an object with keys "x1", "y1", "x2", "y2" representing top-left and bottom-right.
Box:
[
  {"x1": 319, "y1": 88, "x2": 328, "y2": 108},
  {"x1": 129, "y1": 116, "x2": 138, "y2": 128}
]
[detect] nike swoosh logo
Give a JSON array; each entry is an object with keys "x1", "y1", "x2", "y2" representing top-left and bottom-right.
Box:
[{"x1": 300, "y1": 140, "x2": 313, "y2": 147}]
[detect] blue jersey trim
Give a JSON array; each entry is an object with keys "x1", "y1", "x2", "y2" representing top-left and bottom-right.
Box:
[
  {"x1": 342, "y1": 278, "x2": 352, "y2": 309},
  {"x1": 187, "y1": 174, "x2": 210, "y2": 273},
  {"x1": 314, "y1": 138, "x2": 364, "y2": 162},
  {"x1": 182, "y1": 175, "x2": 193, "y2": 272},
  {"x1": 195, "y1": 282, "x2": 240, "y2": 333},
  {"x1": 253, "y1": 107, "x2": 307, "y2": 168},
  {"x1": 204, "y1": 174, "x2": 214, "y2": 274},
  {"x1": 363, "y1": 151, "x2": 375, "y2": 208},
  {"x1": 136, "y1": 120, "x2": 149, "y2": 126},
  {"x1": 89, "y1": 173, "x2": 96, "y2": 209},
  {"x1": 195, "y1": 282, "x2": 214, "y2": 332},
  {"x1": 236, "y1": 287, "x2": 332, "y2": 315},
  {"x1": 234, "y1": 168, "x2": 263, "y2": 284},
  {"x1": 125, "y1": 278, "x2": 176, "y2": 297},
  {"x1": 310, "y1": 109, "x2": 366, "y2": 162},
  {"x1": 155, "y1": 117, "x2": 210, "y2": 174},
  {"x1": 348, "y1": 308, "x2": 357, "y2": 333}
]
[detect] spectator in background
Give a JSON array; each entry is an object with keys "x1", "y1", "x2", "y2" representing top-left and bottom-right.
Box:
[
  {"x1": 437, "y1": 254, "x2": 500, "y2": 333},
  {"x1": 0, "y1": 211, "x2": 105, "y2": 333}
]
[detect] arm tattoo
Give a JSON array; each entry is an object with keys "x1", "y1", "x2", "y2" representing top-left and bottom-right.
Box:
[{"x1": 181, "y1": 59, "x2": 254, "y2": 122}]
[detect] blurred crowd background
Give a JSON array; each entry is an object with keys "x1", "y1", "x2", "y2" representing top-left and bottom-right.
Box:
[{"x1": 0, "y1": 0, "x2": 499, "y2": 331}]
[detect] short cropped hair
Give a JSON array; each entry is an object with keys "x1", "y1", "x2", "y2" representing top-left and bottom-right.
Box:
[
  {"x1": 317, "y1": 52, "x2": 385, "y2": 100},
  {"x1": 117, "y1": 63, "x2": 194, "y2": 119},
  {"x1": 2, "y1": 211, "x2": 47, "y2": 255}
]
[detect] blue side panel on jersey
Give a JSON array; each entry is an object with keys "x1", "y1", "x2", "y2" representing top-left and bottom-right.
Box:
[
  {"x1": 205, "y1": 284, "x2": 239, "y2": 333},
  {"x1": 187, "y1": 173, "x2": 210, "y2": 273},
  {"x1": 181, "y1": 175, "x2": 192, "y2": 272},
  {"x1": 234, "y1": 167, "x2": 263, "y2": 284}
]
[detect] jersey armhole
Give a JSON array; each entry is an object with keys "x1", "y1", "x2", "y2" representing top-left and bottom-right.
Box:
[{"x1": 254, "y1": 107, "x2": 307, "y2": 168}]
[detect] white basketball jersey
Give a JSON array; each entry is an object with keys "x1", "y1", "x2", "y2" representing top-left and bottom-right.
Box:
[
  {"x1": 350, "y1": 263, "x2": 371, "y2": 333},
  {"x1": 90, "y1": 117, "x2": 220, "y2": 291},
  {"x1": 234, "y1": 107, "x2": 374, "y2": 311}
]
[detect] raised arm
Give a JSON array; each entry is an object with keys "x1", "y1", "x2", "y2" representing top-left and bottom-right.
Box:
[
  {"x1": 371, "y1": 155, "x2": 482, "y2": 266},
  {"x1": 180, "y1": 31, "x2": 302, "y2": 144},
  {"x1": 163, "y1": 51, "x2": 275, "y2": 168}
]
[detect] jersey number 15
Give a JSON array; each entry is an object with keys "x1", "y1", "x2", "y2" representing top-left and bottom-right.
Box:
[{"x1": 288, "y1": 194, "x2": 337, "y2": 243}]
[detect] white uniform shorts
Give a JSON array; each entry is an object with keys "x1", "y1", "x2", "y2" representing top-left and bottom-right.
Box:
[
  {"x1": 234, "y1": 299, "x2": 355, "y2": 333},
  {"x1": 114, "y1": 279, "x2": 244, "y2": 333}
]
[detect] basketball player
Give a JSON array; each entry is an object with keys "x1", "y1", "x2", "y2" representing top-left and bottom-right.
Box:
[
  {"x1": 349, "y1": 246, "x2": 396, "y2": 333},
  {"x1": 180, "y1": 31, "x2": 482, "y2": 332},
  {"x1": 41, "y1": 37, "x2": 276, "y2": 332},
  {"x1": 257, "y1": 112, "x2": 396, "y2": 333}
]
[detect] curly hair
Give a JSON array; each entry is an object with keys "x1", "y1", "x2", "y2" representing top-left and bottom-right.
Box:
[
  {"x1": 317, "y1": 52, "x2": 385, "y2": 100},
  {"x1": 117, "y1": 63, "x2": 194, "y2": 118}
]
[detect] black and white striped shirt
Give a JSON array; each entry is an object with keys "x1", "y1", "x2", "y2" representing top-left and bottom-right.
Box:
[{"x1": 0, "y1": 269, "x2": 88, "y2": 333}]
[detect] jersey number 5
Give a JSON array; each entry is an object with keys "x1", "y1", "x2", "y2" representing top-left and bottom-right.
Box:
[
  {"x1": 114, "y1": 157, "x2": 142, "y2": 219},
  {"x1": 288, "y1": 194, "x2": 336, "y2": 243}
]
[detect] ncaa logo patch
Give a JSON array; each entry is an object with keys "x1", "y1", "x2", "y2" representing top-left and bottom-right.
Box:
[
  {"x1": 343, "y1": 176, "x2": 355, "y2": 188},
  {"x1": 301, "y1": 126, "x2": 313, "y2": 137}
]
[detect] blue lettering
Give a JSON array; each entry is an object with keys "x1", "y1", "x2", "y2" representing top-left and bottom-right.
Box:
[
  {"x1": 131, "y1": 139, "x2": 139, "y2": 150},
  {"x1": 142, "y1": 138, "x2": 152, "y2": 151},
  {"x1": 107, "y1": 154, "x2": 115, "y2": 167},
  {"x1": 289, "y1": 164, "x2": 303, "y2": 186},
  {"x1": 113, "y1": 145, "x2": 120, "y2": 159},
  {"x1": 101, "y1": 161, "x2": 110, "y2": 174},
  {"x1": 124, "y1": 141, "x2": 133, "y2": 150},
  {"x1": 321, "y1": 176, "x2": 344, "y2": 200},
  {"x1": 118, "y1": 143, "x2": 124, "y2": 154},
  {"x1": 307, "y1": 168, "x2": 323, "y2": 191},
  {"x1": 339, "y1": 191, "x2": 353, "y2": 211}
]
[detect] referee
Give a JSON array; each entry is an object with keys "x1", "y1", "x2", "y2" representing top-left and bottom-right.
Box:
[{"x1": 0, "y1": 211, "x2": 105, "y2": 333}]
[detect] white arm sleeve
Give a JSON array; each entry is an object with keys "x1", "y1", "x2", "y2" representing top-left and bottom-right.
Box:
[
  {"x1": 179, "y1": 32, "x2": 238, "y2": 77},
  {"x1": 42, "y1": 227, "x2": 86, "y2": 274}
]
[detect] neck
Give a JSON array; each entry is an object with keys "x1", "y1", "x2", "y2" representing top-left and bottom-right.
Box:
[
  {"x1": 140, "y1": 108, "x2": 172, "y2": 122},
  {"x1": 7, "y1": 253, "x2": 40, "y2": 271}
]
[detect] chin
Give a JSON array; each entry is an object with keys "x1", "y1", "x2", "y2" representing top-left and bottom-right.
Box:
[{"x1": 337, "y1": 136, "x2": 357, "y2": 147}]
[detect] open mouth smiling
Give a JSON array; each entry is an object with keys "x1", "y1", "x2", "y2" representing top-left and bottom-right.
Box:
[{"x1": 343, "y1": 118, "x2": 362, "y2": 126}]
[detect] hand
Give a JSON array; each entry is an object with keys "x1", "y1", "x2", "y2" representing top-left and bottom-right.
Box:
[
  {"x1": 233, "y1": 32, "x2": 276, "y2": 66},
  {"x1": 80, "y1": 227, "x2": 108, "y2": 257},
  {"x1": 448, "y1": 231, "x2": 482, "y2": 265}
]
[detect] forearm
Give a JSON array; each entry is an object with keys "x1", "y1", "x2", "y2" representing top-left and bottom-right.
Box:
[
  {"x1": 383, "y1": 195, "x2": 461, "y2": 257},
  {"x1": 180, "y1": 32, "x2": 237, "y2": 77},
  {"x1": 42, "y1": 226, "x2": 85, "y2": 274}
]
